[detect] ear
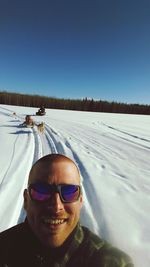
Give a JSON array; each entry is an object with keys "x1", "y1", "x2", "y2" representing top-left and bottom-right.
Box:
[
  {"x1": 79, "y1": 193, "x2": 83, "y2": 208},
  {"x1": 23, "y1": 189, "x2": 28, "y2": 210}
]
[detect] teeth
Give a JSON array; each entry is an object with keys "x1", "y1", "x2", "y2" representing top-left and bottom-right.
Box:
[{"x1": 44, "y1": 218, "x2": 65, "y2": 225}]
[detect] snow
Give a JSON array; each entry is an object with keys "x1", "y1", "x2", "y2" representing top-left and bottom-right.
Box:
[{"x1": 0, "y1": 104, "x2": 150, "y2": 267}]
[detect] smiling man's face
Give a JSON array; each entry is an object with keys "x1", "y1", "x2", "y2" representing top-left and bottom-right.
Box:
[{"x1": 24, "y1": 155, "x2": 83, "y2": 247}]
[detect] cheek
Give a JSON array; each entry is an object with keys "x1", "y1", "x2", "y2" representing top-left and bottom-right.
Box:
[
  {"x1": 25, "y1": 199, "x2": 42, "y2": 218},
  {"x1": 65, "y1": 202, "x2": 82, "y2": 218}
]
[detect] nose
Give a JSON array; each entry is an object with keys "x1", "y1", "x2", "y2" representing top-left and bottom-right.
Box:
[{"x1": 47, "y1": 192, "x2": 64, "y2": 212}]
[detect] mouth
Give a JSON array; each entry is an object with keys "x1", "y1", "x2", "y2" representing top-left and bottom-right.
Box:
[
  {"x1": 43, "y1": 218, "x2": 67, "y2": 225},
  {"x1": 41, "y1": 216, "x2": 68, "y2": 229}
]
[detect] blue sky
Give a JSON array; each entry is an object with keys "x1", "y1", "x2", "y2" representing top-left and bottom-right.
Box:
[{"x1": 0, "y1": 0, "x2": 150, "y2": 104}]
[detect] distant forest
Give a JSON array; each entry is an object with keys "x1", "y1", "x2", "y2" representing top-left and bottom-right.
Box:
[{"x1": 0, "y1": 91, "x2": 150, "y2": 115}]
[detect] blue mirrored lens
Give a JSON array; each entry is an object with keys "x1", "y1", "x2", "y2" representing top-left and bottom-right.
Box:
[
  {"x1": 61, "y1": 185, "x2": 80, "y2": 201},
  {"x1": 30, "y1": 183, "x2": 52, "y2": 202},
  {"x1": 30, "y1": 188, "x2": 50, "y2": 201},
  {"x1": 33, "y1": 183, "x2": 51, "y2": 193}
]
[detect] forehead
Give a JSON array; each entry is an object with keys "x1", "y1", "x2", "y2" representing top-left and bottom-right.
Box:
[{"x1": 29, "y1": 159, "x2": 80, "y2": 185}]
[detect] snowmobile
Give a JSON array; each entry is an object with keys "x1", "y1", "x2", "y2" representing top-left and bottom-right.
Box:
[{"x1": 36, "y1": 107, "x2": 46, "y2": 116}]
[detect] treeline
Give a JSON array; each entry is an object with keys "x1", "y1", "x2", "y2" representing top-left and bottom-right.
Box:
[{"x1": 0, "y1": 91, "x2": 150, "y2": 115}]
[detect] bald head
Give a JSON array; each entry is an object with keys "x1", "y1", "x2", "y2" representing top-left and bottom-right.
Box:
[{"x1": 28, "y1": 154, "x2": 81, "y2": 186}]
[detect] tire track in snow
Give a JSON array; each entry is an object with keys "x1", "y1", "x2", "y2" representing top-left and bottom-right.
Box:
[
  {"x1": 16, "y1": 126, "x2": 42, "y2": 224},
  {"x1": 0, "y1": 134, "x2": 19, "y2": 187},
  {"x1": 44, "y1": 125, "x2": 58, "y2": 154},
  {"x1": 0, "y1": 106, "x2": 16, "y2": 117},
  {"x1": 0, "y1": 106, "x2": 25, "y2": 123},
  {"x1": 64, "y1": 140, "x2": 111, "y2": 240},
  {"x1": 0, "y1": 120, "x2": 35, "y2": 229},
  {"x1": 103, "y1": 123, "x2": 150, "y2": 150},
  {"x1": 32, "y1": 127, "x2": 43, "y2": 164},
  {"x1": 22, "y1": 123, "x2": 58, "y2": 166},
  {"x1": 32, "y1": 124, "x2": 58, "y2": 160}
]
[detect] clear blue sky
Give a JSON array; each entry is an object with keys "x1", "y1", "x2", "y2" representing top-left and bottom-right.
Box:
[{"x1": 0, "y1": 0, "x2": 150, "y2": 104}]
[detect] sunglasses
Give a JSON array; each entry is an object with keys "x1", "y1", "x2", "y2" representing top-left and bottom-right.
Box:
[{"x1": 28, "y1": 182, "x2": 81, "y2": 203}]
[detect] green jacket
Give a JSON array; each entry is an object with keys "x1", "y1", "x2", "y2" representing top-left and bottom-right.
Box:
[{"x1": 0, "y1": 221, "x2": 134, "y2": 267}]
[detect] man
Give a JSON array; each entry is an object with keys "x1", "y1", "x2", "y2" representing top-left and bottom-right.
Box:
[
  {"x1": 0, "y1": 154, "x2": 134, "y2": 267},
  {"x1": 36, "y1": 106, "x2": 45, "y2": 115},
  {"x1": 22, "y1": 115, "x2": 34, "y2": 127}
]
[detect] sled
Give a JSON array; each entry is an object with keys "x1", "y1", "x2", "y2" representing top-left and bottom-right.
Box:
[
  {"x1": 20, "y1": 122, "x2": 34, "y2": 128},
  {"x1": 36, "y1": 111, "x2": 46, "y2": 116}
]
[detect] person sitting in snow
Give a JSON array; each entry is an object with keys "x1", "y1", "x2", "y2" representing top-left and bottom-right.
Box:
[
  {"x1": 23, "y1": 115, "x2": 34, "y2": 127},
  {"x1": 0, "y1": 154, "x2": 134, "y2": 267}
]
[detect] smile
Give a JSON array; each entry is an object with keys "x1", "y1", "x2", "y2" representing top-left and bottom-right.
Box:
[{"x1": 43, "y1": 218, "x2": 67, "y2": 225}]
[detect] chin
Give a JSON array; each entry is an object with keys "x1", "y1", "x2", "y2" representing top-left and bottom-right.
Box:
[{"x1": 46, "y1": 237, "x2": 65, "y2": 248}]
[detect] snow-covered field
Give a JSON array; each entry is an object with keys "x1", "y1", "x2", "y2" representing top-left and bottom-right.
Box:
[{"x1": 0, "y1": 104, "x2": 150, "y2": 267}]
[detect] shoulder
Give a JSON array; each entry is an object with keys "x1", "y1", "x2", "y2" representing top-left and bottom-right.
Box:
[
  {"x1": 0, "y1": 223, "x2": 25, "y2": 238},
  {"x1": 0, "y1": 223, "x2": 26, "y2": 250},
  {"x1": 81, "y1": 225, "x2": 134, "y2": 267},
  {"x1": 0, "y1": 223, "x2": 30, "y2": 266}
]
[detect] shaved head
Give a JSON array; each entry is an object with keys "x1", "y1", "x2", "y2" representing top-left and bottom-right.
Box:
[{"x1": 28, "y1": 154, "x2": 80, "y2": 185}]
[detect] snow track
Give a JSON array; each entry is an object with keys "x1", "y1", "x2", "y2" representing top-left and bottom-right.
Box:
[{"x1": 40, "y1": 124, "x2": 58, "y2": 155}]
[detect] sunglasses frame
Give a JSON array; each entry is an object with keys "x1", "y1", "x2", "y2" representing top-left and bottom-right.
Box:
[{"x1": 28, "y1": 183, "x2": 81, "y2": 203}]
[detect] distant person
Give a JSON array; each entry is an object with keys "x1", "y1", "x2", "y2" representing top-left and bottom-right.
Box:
[
  {"x1": 39, "y1": 106, "x2": 45, "y2": 113},
  {"x1": 0, "y1": 154, "x2": 134, "y2": 267},
  {"x1": 36, "y1": 106, "x2": 45, "y2": 115},
  {"x1": 38, "y1": 106, "x2": 45, "y2": 114},
  {"x1": 23, "y1": 115, "x2": 34, "y2": 127}
]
